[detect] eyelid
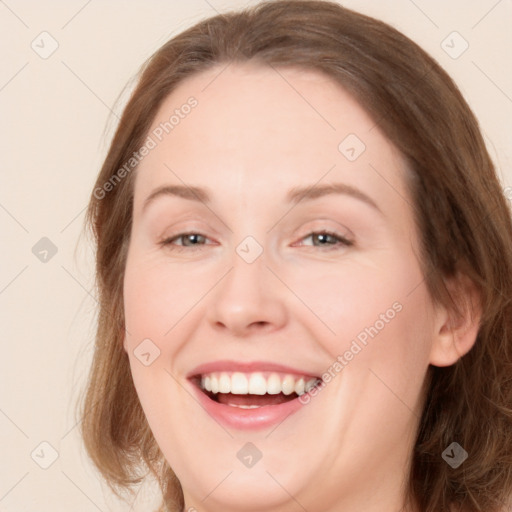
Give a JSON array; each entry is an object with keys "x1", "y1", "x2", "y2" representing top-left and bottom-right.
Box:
[
  {"x1": 159, "y1": 231, "x2": 214, "y2": 248},
  {"x1": 159, "y1": 229, "x2": 354, "y2": 251},
  {"x1": 292, "y1": 230, "x2": 353, "y2": 249}
]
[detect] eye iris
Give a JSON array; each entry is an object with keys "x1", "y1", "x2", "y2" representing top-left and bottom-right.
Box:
[
  {"x1": 315, "y1": 233, "x2": 335, "y2": 245},
  {"x1": 183, "y1": 234, "x2": 204, "y2": 246},
  {"x1": 166, "y1": 231, "x2": 347, "y2": 249}
]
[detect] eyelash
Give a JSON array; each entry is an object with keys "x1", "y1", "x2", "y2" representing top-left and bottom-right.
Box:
[{"x1": 159, "y1": 230, "x2": 353, "y2": 251}]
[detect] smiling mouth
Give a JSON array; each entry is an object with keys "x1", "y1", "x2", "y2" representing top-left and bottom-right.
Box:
[{"x1": 191, "y1": 371, "x2": 323, "y2": 408}]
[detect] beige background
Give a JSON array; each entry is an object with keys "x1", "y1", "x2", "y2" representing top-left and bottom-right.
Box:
[{"x1": 1, "y1": 0, "x2": 511, "y2": 511}]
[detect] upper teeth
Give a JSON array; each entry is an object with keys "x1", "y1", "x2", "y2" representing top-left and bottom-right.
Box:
[{"x1": 200, "y1": 372, "x2": 320, "y2": 396}]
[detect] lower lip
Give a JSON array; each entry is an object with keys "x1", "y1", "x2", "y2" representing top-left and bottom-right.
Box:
[{"x1": 190, "y1": 381, "x2": 315, "y2": 430}]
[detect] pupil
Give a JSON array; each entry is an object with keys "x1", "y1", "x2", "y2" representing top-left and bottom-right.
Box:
[{"x1": 186, "y1": 234, "x2": 201, "y2": 245}]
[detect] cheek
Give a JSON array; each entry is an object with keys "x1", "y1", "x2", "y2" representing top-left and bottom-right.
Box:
[
  {"x1": 287, "y1": 252, "x2": 434, "y2": 377},
  {"x1": 123, "y1": 256, "x2": 213, "y2": 341},
  {"x1": 290, "y1": 255, "x2": 433, "y2": 453},
  {"x1": 290, "y1": 252, "x2": 424, "y2": 329}
]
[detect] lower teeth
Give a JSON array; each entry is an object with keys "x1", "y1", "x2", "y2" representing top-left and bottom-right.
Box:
[{"x1": 226, "y1": 404, "x2": 261, "y2": 409}]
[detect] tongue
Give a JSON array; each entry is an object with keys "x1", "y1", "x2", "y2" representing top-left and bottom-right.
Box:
[{"x1": 216, "y1": 392, "x2": 297, "y2": 406}]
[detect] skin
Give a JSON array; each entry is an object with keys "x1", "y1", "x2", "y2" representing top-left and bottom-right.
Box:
[{"x1": 122, "y1": 63, "x2": 480, "y2": 512}]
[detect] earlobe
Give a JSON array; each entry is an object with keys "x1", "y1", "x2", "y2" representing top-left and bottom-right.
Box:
[{"x1": 429, "y1": 274, "x2": 482, "y2": 367}]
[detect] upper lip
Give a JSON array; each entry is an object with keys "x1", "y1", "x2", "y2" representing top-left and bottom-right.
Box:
[{"x1": 187, "y1": 360, "x2": 321, "y2": 379}]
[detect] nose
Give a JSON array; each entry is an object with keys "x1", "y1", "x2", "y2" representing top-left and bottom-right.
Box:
[{"x1": 206, "y1": 249, "x2": 288, "y2": 337}]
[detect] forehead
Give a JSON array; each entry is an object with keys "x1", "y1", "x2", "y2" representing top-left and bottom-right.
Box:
[
  {"x1": 133, "y1": 62, "x2": 410, "y2": 214},
  {"x1": 142, "y1": 62, "x2": 376, "y2": 161}
]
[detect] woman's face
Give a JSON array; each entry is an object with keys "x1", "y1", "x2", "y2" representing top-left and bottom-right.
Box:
[{"x1": 123, "y1": 63, "x2": 442, "y2": 511}]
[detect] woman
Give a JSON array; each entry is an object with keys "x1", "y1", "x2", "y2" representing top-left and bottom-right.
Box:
[{"x1": 80, "y1": 1, "x2": 512, "y2": 511}]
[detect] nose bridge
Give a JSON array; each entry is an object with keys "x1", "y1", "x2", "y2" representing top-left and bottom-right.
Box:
[{"x1": 206, "y1": 236, "x2": 287, "y2": 335}]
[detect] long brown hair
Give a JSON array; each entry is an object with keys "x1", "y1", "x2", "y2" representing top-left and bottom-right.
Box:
[{"x1": 79, "y1": 1, "x2": 512, "y2": 510}]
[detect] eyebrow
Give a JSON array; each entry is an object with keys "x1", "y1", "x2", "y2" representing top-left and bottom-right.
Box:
[
  {"x1": 286, "y1": 183, "x2": 382, "y2": 214},
  {"x1": 142, "y1": 183, "x2": 382, "y2": 215},
  {"x1": 143, "y1": 184, "x2": 209, "y2": 212}
]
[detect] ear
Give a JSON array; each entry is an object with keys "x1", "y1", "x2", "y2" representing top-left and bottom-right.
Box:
[{"x1": 429, "y1": 273, "x2": 482, "y2": 367}]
